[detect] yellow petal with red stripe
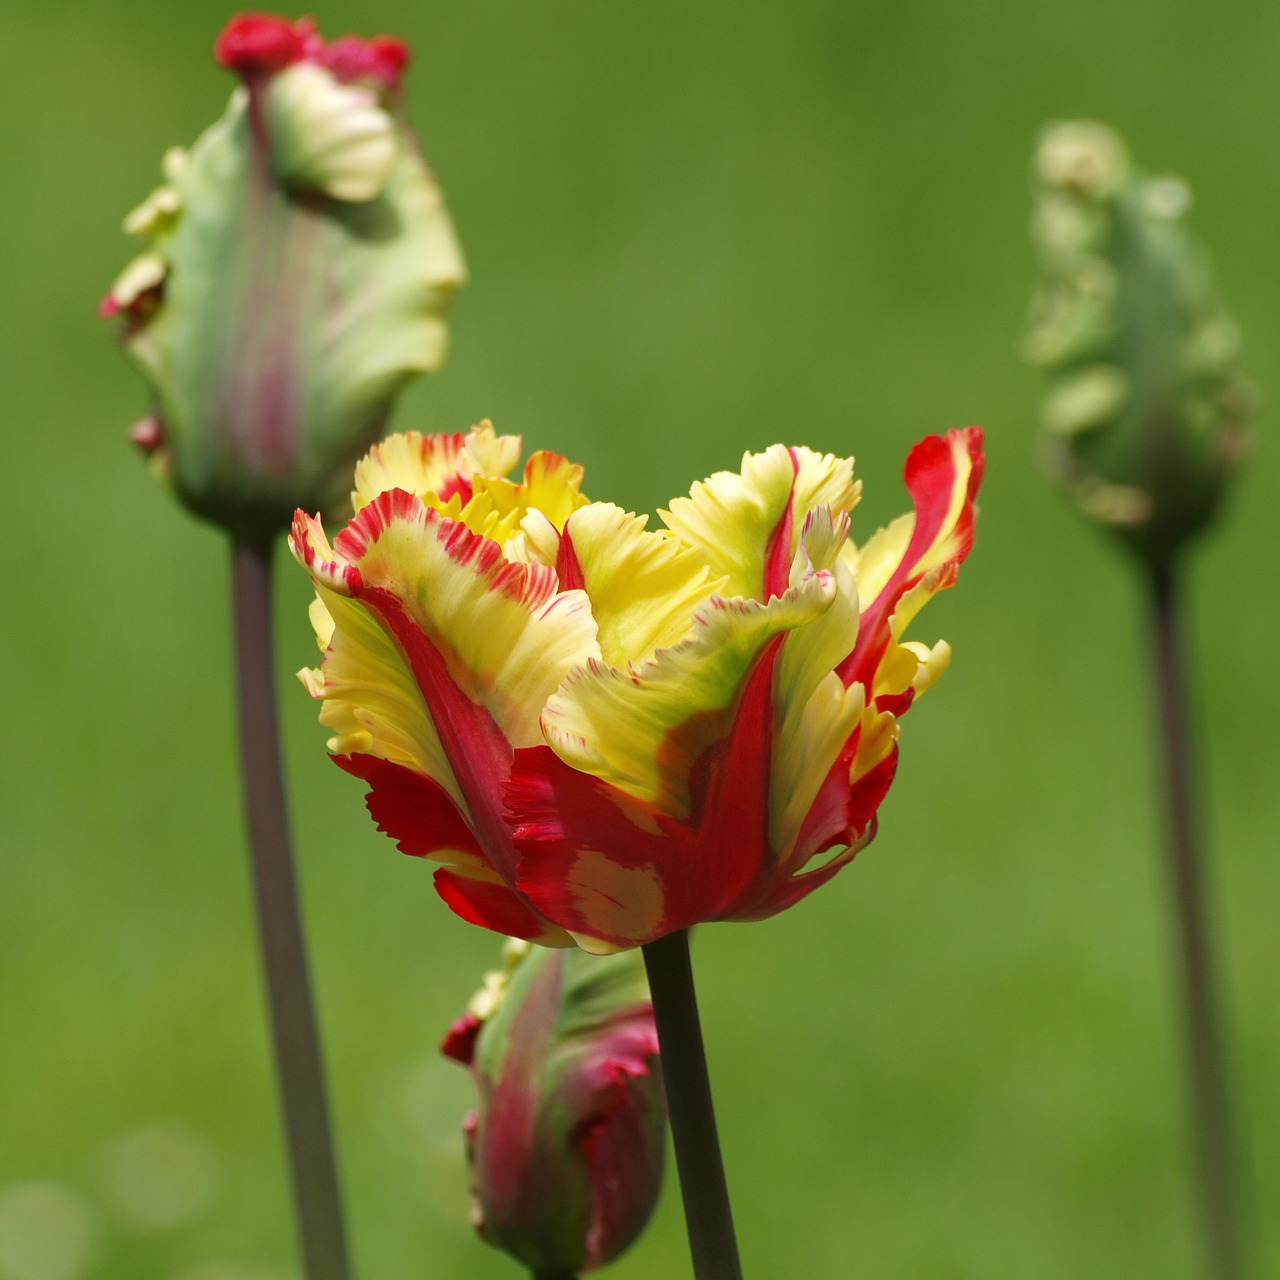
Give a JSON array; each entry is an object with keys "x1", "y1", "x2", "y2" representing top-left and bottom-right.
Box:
[
  {"x1": 539, "y1": 566, "x2": 836, "y2": 820},
  {"x1": 554, "y1": 503, "x2": 723, "y2": 667},
  {"x1": 660, "y1": 445, "x2": 858, "y2": 601}
]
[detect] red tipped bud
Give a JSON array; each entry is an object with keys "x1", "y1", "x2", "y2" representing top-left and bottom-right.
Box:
[
  {"x1": 444, "y1": 941, "x2": 666, "y2": 1274},
  {"x1": 214, "y1": 13, "x2": 311, "y2": 77},
  {"x1": 102, "y1": 14, "x2": 465, "y2": 541}
]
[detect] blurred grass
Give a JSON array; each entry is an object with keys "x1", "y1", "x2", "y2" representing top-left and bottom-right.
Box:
[{"x1": 1, "y1": 0, "x2": 1277, "y2": 1277}]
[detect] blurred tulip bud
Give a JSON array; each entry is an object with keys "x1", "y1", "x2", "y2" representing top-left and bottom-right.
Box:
[
  {"x1": 1024, "y1": 120, "x2": 1256, "y2": 571},
  {"x1": 442, "y1": 940, "x2": 666, "y2": 1274},
  {"x1": 102, "y1": 13, "x2": 465, "y2": 542}
]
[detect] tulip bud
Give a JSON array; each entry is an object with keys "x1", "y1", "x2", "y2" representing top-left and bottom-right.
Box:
[
  {"x1": 102, "y1": 13, "x2": 466, "y2": 542},
  {"x1": 1024, "y1": 120, "x2": 1256, "y2": 571},
  {"x1": 442, "y1": 940, "x2": 666, "y2": 1274}
]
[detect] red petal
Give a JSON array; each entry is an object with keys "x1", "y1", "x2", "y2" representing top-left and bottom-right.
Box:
[
  {"x1": 214, "y1": 13, "x2": 308, "y2": 76},
  {"x1": 320, "y1": 34, "x2": 411, "y2": 88},
  {"x1": 440, "y1": 1012, "x2": 483, "y2": 1066},
  {"x1": 512, "y1": 641, "x2": 785, "y2": 943},
  {"x1": 334, "y1": 753, "x2": 482, "y2": 861},
  {"x1": 838, "y1": 426, "x2": 984, "y2": 691},
  {"x1": 847, "y1": 745, "x2": 898, "y2": 839},
  {"x1": 433, "y1": 869, "x2": 567, "y2": 944}
]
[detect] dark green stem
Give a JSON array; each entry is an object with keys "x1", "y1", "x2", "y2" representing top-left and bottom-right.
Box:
[
  {"x1": 232, "y1": 537, "x2": 352, "y2": 1280},
  {"x1": 1148, "y1": 563, "x2": 1245, "y2": 1280},
  {"x1": 532, "y1": 1272, "x2": 578, "y2": 1280},
  {"x1": 642, "y1": 930, "x2": 743, "y2": 1280}
]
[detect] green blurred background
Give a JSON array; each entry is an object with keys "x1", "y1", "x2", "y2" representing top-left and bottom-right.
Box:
[{"x1": 2, "y1": 1, "x2": 1277, "y2": 1277}]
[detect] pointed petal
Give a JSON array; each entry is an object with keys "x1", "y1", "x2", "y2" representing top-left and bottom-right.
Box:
[
  {"x1": 837, "y1": 427, "x2": 983, "y2": 702},
  {"x1": 770, "y1": 672, "x2": 866, "y2": 863},
  {"x1": 473, "y1": 450, "x2": 589, "y2": 536},
  {"x1": 508, "y1": 748, "x2": 682, "y2": 950},
  {"x1": 293, "y1": 492, "x2": 598, "y2": 914},
  {"x1": 352, "y1": 429, "x2": 471, "y2": 510},
  {"x1": 335, "y1": 752, "x2": 482, "y2": 864},
  {"x1": 296, "y1": 577, "x2": 464, "y2": 811}
]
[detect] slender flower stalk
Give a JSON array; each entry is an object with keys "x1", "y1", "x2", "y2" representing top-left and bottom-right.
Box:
[
  {"x1": 1148, "y1": 565, "x2": 1244, "y2": 1280},
  {"x1": 104, "y1": 17, "x2": 465, "y2": 1275},
  {"x1": 232, "y1": 538, "x2": 351, "y2": 1280},
  {"x1": 1025, "y1": 121, "x2": 1255, "y2": 1278},
  {"x1": 642, "y1": 931, "x2": 742, "y2": 1280}
]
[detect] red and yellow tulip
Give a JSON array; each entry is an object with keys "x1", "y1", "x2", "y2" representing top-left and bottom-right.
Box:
[{"x1": 293, "y1": 421, "x2": 983, "y2": 951}]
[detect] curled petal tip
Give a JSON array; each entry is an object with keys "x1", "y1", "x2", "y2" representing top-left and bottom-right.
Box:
[
  {"x1": 321, "y1": 34, "x2": 411, "y2": 89},
  {"x1": 129, "y1": 415, "x2": 165, "y2": 456},
  {"x1": 215, "y1": 13, "x2": 310, "y2": 77},
  {"x1": 289, "y1": 509, "x2": 362, "y2": 595},
  {"x1": 441, "y1": 1012, "x2": 483, "y2": 1066}
]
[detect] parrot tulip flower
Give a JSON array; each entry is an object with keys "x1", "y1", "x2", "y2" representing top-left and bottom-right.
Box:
[
  {"x1": 442, "y1": 939, "x2": 665, "y2": 1274},
  {"x1": 293, "y1": 421, "x2": 983, "y2": 952}
]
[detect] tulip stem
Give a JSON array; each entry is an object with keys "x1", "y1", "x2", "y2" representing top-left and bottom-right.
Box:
[
  {"x1": 1147, "y1": 563, "x2": 1246, "y2": 1280},
  {"x1": 231, "y1": 537, "x2": 352, "y2": 1280},
  {"x1": 642, "y1": 930, "x2": 743, "y2": 1280}
]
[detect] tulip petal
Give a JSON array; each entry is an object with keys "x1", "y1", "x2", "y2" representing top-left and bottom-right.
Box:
[
  {"x1": 838, "y1": 427, "x2": 983, "y2": 702},
  {"x1": 333, "y1": 489, "x2": 599, "y2": 755},
  {"x1": 294, "y1": 508, "x2": 464, "y2": 798},
  {"x1": 513, "y1": 635, "x2": 815, "y2": 949},
  {"x1": 335, "y1": 752, "x2": 481, "y2": 863},
  {"x1": 435, "y1": 869, "x2": 572, "y2": 945},
  {"x1": 265, "y1": 61, "x2": 398, "y2": 202},
  {"x1": 293, "y1": 491, "x2": 598, "y2": 937},
  {"x1": 352, "y1": 427, "x2": 487, "y2": 511},
  {"x1": 553, "y1": 503, "x2": 721, "y2": 667},
  {"x1": 539, "y1": 567, "x2": 835, "y2": 819},
  {"x1": 661, "y1": 445, "x2": 858, "y2": 601}
]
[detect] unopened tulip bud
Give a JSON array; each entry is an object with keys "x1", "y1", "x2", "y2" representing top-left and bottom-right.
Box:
[
  {"x1": 1024, "y1": 120, "x2": 1256, "y2": 571},
  {"x1": 102, "y1": 12, "x2": 465, "y2": 542},
  {"x1": 442, "y1": 940, "x2": 666, "y2": 1274}
]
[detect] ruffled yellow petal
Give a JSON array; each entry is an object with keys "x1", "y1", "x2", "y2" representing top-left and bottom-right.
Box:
[
  {"x1": 558, "y1": 503, "x2": 722, "y2": 667},
  {"x1": 336, "y1": 491, "x2": 600, "y2": 749},
  {"x1": 473, "y1": 450, "x2": 588, "y2": 537},
  {"x1": 661, "y1": 445, "x2": 859, "y2": 600},
  {"x1": 351, "y1": 422, "x2": 522, "y2": 512},
  {"x1": 299, "y1": 583, "x2": 465, "y2": 808},
  {"x1": 540, "y1": 568, "x2": 836, "y2": 819}
]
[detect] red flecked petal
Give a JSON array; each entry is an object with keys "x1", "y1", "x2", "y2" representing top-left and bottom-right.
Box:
[
  {"x1": 580, "y1": 1060, "x2": 665, "y2": 1269},
  {"x1": 355, "y1": 585, "x2": 519, "y2": 871}
]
